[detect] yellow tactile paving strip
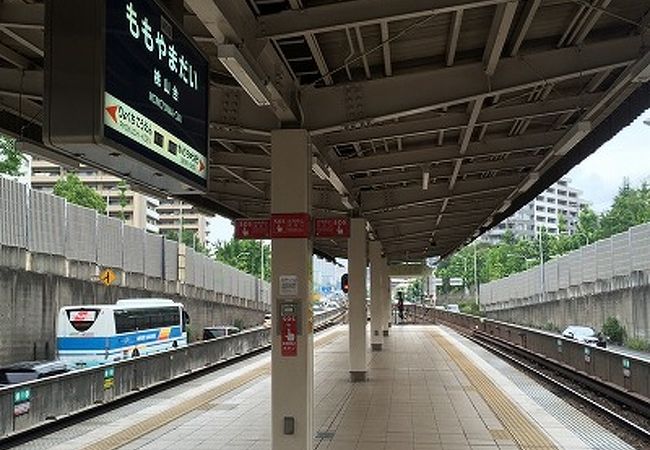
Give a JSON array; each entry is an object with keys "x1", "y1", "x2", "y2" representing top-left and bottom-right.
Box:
[
  {"x1": 431, "y1": 329, "x2": 559, "y2": 450},
  {"x1": 81, "y1": 365, "x2": 270, "y2": 450},
  {"x1": 80, "y1": 329, "x2": 343, "y2": 450}
]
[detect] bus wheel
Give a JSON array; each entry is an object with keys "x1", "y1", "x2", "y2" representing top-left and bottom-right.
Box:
[
  {"x1": 172, "y1": 341, "x2": 178, "y2": 348},
  {"x1": 132, "y1": 349, "x2": 140, "y2": 358}
]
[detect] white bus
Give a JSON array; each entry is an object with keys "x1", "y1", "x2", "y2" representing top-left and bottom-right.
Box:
[{"x1": 57, "y1": 299, "x2": 189, "y2": 368}]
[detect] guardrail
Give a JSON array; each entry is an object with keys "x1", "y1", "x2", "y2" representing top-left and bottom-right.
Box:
[
  {"x1": 408, "y1": 306, "x2": 650, "y2": 403},
  {"x1": 0, "y1": 309, "x2": 344, "y2": 440}
]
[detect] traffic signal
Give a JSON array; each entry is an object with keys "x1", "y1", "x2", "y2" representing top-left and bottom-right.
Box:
[{"x1": 341, "y1": 273, "x2": 349, "y2": 293}]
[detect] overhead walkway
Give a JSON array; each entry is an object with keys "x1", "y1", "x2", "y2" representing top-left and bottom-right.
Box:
[{"x1": 15, "y1": 325, "x2": 633, "y2": 450}]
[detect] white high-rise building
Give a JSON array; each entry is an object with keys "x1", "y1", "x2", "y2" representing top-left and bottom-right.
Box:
[{"x1": 482, "y1": 178, "x2": 589, "y2": 244}]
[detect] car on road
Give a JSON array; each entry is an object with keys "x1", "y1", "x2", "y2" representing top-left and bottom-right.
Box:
[
  {"x1": 263, "y1": 313, "x2": 272, "y2": 327},
  {"x1": 446, "y1": 304, "x2": 461, "y2": 313},
  {"x1": 202, "y1": 326, "x2": 240, "y2": 340},
  {"x1": 0, "y1": 360, "x2": 69, "y2": 387},
  {"x1": 562, "y1": 325, "x2": 606, "y2": 348}
]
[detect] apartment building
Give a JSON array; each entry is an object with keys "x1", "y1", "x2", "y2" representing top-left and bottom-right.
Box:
[
  {"x1": 157, "y1": 198, "x2": 209, "y2": 245},
  {"x1": 29, "y1": 160, "x2": 201, "y2": 237},
  {"x1": 482, "y1": 178, "x2": 589, "y2": 244},
  {"x1": 31, "y1": 159, "x2": 160, "y2": 233}
]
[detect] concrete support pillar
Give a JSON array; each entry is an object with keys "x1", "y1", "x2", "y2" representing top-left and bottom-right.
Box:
[
  {"x1": 271, "y1": 130, "x2": 313, "y2": 450},
  {"x1": 369, "y1": 241, "x2": 384, "y2": 351},
  {"x1": 383, "y1": 258, "x2": 391, "y2": 334},
  {"x1": 348, "y1": 218, "x2": 368, "y2": 381}
]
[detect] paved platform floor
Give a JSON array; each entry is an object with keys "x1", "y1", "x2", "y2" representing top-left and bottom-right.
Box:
[{"x1": 17, "y1": 325, "x2": 634, "y2": 450}]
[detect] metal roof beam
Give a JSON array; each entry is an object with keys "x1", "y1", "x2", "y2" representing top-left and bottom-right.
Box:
[
  {"x1": 0, "y1": 68, "x2": 42, "y2": 99},
  {"x1": 211, "y1": 152, "x2": 271, "y2": 171},
  {"x1": 319, "y1": 92, "x2": 600, "y2": 145},
  {"x1": 0, "y1": 42, "x2": 33, "y2": 69},
  {"x1": 483, "y1": 1, "x2": 517, "y2": 76},
  {"x1": 0, "y1": 4, "x2": 43, "y2": 29},
  {"x1": 354, "y1": 154, "x2": 540, "y2": 187},
  {"x1": 216, "y1": 166, "x2": 265, "y2": 195},
  {"x1": 380, "y1": 21, "x2": 392, "y2": 77},
  {"x1": 446, "y1": 10, "x2": 463, "y2": 66},
  {"x1": 344, "y1": 131, "x2": 560, "y2": 174},
  {"x1": 508, "y1": 0, "x2": 541, "y2": 56},
  {"x1": 380, "y1": 223, "x2": 477, "y2": 243},
  {"x1": 185, "y1": 0, "x2": 299, "y2": 123},
  {"x1": 361, "y1": 173, "x2": 523, "y2": 213},
  {"x1": 371, "y1": 206, "x2": 496, "y2": 226},
  {"x1": 258, "y1": 0, "x2": 512, "y2": 39},
  {"x1": 302, "y1": 36, "x2": 640, "y2": 131}
]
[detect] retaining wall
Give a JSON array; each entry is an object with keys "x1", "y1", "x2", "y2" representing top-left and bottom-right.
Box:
[{"x1": 0, "y1": 264, "x2": 264, "y2": 364}]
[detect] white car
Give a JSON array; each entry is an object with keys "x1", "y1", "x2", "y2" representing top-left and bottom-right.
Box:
[{"x1": 562, "y1": 326, "x2": 605, "y2": 347}]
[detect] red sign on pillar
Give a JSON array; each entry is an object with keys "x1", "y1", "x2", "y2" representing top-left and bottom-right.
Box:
[
  {"x1": 281, "y1": 313, "x2": 298, "y2": 357},
  {"x1": 271, "y1": 213, "x2": 311, "y2": 238},
  {"x1": 234, "y1": 218, "x2": 271, "y2": 239},
  {"x1": 314, "y1": 217, "x2": 350, "y2": 238}
]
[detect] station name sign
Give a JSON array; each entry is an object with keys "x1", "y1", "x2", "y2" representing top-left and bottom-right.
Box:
[{"x1": 45, "y1": 0, "x2": 209, "y2": 193}]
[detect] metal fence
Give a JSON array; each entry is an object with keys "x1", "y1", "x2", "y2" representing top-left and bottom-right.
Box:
[
  {"x1": 480, "y1": 222, "x2": 650, "y2": 308},
  {"x1": 0, "y1": 177, "x2": 270, "y2": 306}
]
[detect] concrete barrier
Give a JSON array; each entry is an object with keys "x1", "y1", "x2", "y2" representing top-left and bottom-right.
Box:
[
  {"x1": 0, "y1": 309, "x2": 344, "y2": 440},
  {"x1": 412, "y1": 306, "x2": 650, "y2": 402}
]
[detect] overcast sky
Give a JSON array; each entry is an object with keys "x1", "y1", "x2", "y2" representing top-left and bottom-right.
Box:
[
  {"x1": 207, "y1": 109, "x2": 650, "y2": 243},
  {"x1": 565, "y1": 110, "x2": 650, "y2": 212}
]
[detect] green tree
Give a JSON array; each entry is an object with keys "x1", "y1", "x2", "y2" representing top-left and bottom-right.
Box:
[
  {"x1": 164, "y1": 229, "x2": 208, "y2": 254},
  {"x1": 405, "y1": 279, "x2": 423, "y2": 302},
  {"x1": 0, "y1": 133, "x2": 23, "y2": 176},
  {"x1": 53, "y1": 174, "x2": 106, "y2": 214},
  {"x1": 600, "y1": 179, "x2": 650, "y2": 237},
  {"x1": 213, "y1": 239, "x2": 271, "y2": 281},
  {"x1": 574, "y1": 206, "x2": 600, "y2": 246}
]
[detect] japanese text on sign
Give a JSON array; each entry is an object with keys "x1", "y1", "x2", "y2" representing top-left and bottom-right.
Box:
[
  {"x1": 281, "y1": 304, "x2": 298, "y2": 357},
  {"x1": 314, "y1": 217, "x2": 350, "y2": 238},
  {"x1": 271, "y1": 213, "x2": 311, "y2": 238},
  {"x1": 235, "y1": 218, "x2": 271, "y2": 239},
  {"x1": 126, "y1": 2, "x2": 198, "y2": 99}
]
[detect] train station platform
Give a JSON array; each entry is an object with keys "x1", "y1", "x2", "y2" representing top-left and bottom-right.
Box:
[{"x1": 16, "y1": 325, "x2": 634, "y2": 450}]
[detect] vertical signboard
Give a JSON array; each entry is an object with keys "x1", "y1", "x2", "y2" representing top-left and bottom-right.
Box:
[
  {"x1": 45, "y1": 0, "x2": 209, "y2": 193},
  {"x1": 280, "y1": 303, "x2": 298, "y2": 357}
]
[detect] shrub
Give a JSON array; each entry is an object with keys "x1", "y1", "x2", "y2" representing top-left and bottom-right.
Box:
[
  {"x1": 625, "y1": 337, "x2": 650, "y2": 352},
  {"x1": 542, "y1": 322, "x2": 558, "y2": 333},
  {"x1": 602, "y1": 317, "x2": 626, "y2": 345},
  {"x1": 233, "y1": 318, "x2": 245, "y2": 330},
  {"x1": 459, "y1": 301, "x2": 483, "y2": 316}
]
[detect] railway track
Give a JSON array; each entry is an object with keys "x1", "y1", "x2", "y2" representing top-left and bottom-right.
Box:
[{"x1": 438, "y1": 318, "x2": 650, "y2": 447}]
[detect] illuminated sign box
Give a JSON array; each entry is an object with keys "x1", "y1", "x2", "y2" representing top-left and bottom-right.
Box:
[{"x1": 44, "y1": 0, "x2": 209, "y2": 193}]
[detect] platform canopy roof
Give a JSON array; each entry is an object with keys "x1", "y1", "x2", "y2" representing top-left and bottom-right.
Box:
[{"x1": 1, "y1": 0, "x2": 649, "y2": 261}]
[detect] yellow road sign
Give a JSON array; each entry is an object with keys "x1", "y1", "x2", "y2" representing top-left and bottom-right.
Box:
[{"x1": 99, "y1": 268, "x2": 116, "y2": 286}]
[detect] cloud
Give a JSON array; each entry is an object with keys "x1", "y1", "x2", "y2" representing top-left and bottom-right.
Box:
[{"x1": 566, "y1": 110, "x2": 650, "y2": 212}]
